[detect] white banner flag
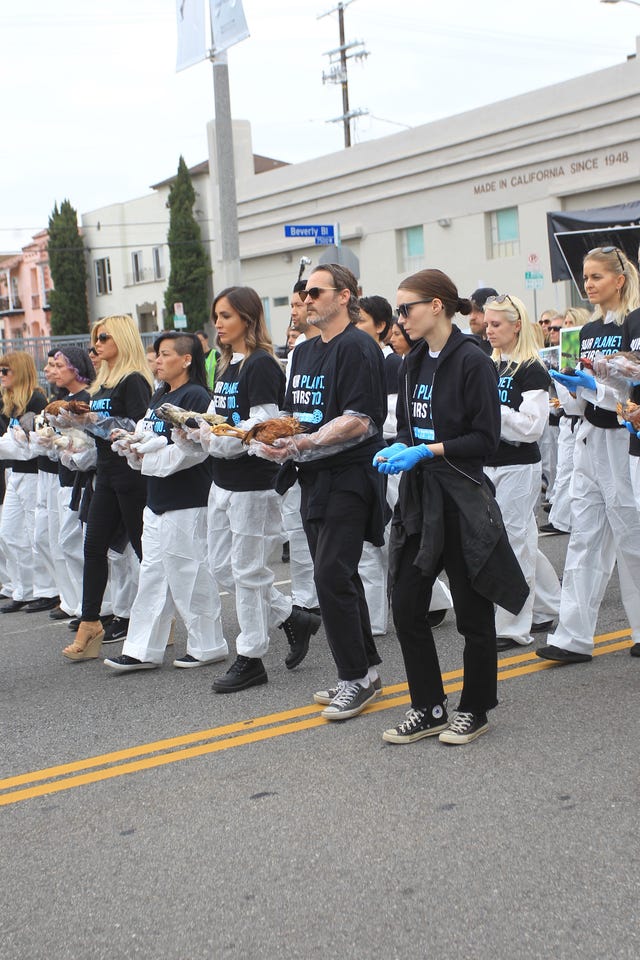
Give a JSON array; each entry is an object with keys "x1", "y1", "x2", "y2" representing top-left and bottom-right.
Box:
[
  {"x1": 176, "y1": 0, "x2": 206, "y2": 72},
  {"x1": 210, "y1": 0, "x2": 250, "y2": 54}
]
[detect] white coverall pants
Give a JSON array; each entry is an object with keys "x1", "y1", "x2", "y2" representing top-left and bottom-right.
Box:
[
  {"x1": 208, "y1": 485, "x2": 292, "y2": 659},
  {"x1": 548, "y1": 421, "x2": 640, "y2": 655},
  {"x1": 540, "y1": 420, "x2": 559, "y2": 497},
  {"x1": 485, "y1": 462, "x2": 554, "y2": 646},
  {"x1": 107, "y1": 542, "x2": 140, "y2": 619},
  {"x1": 33, "y1": 470, "x2": 60, "y2": 599},
  {"x1": 123, "y1": 506, "x2": 227, "y2": 665},
  {"x1": 281, "y1": 481, "x2": 318, "y2": 610},
  {"x1": 548, "y1": 417, "x2": 576, "y2": 534},
  {"x1": 0, "y1": 472, "x2": 38, "y2": 601},
  {"x1": 54, "y1": 485, "x2": 84, "y2": 616}
]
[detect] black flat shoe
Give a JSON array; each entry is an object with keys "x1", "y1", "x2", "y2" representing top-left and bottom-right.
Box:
[
  {"x1": 496, "y1": 637, "x2": 520, "y2": 651},
  {"x1": 531, "y1": 619, "x2": 555, "y2": 634},
  {"x1": 24, "y1": 596, "x2": 60, "y2": 613},
  {"x1": 535, "y1": 644, "x2": 592, "y2": 664},
  {"x1": 0, "y1": 600, "x2": 28, "y2": 614}
]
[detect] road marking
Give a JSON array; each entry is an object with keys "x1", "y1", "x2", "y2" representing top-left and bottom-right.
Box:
[{"x1": 0, "y1": 629, "x2": 632, "y2": 808}]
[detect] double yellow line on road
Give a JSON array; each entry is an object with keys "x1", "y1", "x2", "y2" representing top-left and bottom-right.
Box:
[{"x1": 0, "y1": 629, "x2": 632, "y2": 808}]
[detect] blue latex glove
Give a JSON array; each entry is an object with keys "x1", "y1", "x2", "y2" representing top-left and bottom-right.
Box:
[
  {"x1": 550, "y1": 368, "x2": 596, "y2": 392},
  {"x1": 372, "y1": 442, "x2": 406, "y2": 467},
  {"x1": 376, "y1": 443, "x2": 434, "y2": 475},
  {"x1": 622, "y1": 419, "x2": 640, "y2": 438}
]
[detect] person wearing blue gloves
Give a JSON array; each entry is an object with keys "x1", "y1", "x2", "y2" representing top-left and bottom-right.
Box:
[
  {"x1": 536, "y1": 246, "x2": 640, "y2": 665},
  {"x1": 375, "y1": 269, "x2": 528, "y2": 746}
]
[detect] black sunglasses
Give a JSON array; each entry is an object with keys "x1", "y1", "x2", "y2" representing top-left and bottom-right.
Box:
[
  {"x1": 95, "y1": 332, "x2": 112, "y2": 343},
  {"x1": 395, "y1": 299, "x2": 434, "y2": 319},
  {"x1": 485, "y1": 294, "x2": 521, "y2": 321},
  {"x1": 302, "y1": 286, "x2": 338, "y2": 300},
  {"x1": 549, "y1": 326, "x2": 563, "y2": 332},
  {"x1": 587, "y1": 246, "x2": 626, "y2": 273},
  {"x1": 0, "y1": 367, "x2": 10, "y2": 375},
  {"x1": 88, "y1": 347, "x2": 98, "y2": 356}
]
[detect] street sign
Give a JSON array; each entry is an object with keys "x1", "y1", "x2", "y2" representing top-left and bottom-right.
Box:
[
  {"x1": 528, "y1": 253, "x2": 540, "y2": 266},
  {"x1": 315, "y1": 237, "x2": 335, "y2": 245},
  {"x1": 525, "y1": 270, "x2": 544, "y2": 290},
  {"x1": 173, "y1": 315, "x2": 188, "y2": 330},
  {"x1": 284, "y1": 224, "x2": 335, "y2": 240}
]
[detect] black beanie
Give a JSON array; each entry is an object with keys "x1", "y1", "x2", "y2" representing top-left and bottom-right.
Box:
[{"x1": 55, "y1": 346, "x2": 96, "y2": 385}]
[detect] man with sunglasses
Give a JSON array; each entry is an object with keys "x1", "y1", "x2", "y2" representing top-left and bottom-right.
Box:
[
  {"x1": 252, "y1": 264, "x2": 388, "y2": 720},
  {"x1": 467, "y1": 287, "x2": 497, "y2": 355}
]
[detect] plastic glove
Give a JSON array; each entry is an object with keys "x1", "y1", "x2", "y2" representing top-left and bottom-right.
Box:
[
  {"x1": 372, "y1": 442, "x2": 407, "y2": 466},
  {"x1": 28, "y1": 431, "x2": 54, "y2": 453},
  {"x1": 131, "y1": 433, "x2": 168, "y2": 456},
  {"x1": 622, "y1": 420, "x2": 640, "y2": 438},
  {"x1": 171, "y1": 425, "x2": 201, "y2": 451},
  {"x1": 550, "y1": 369, "x2": 596, "y2": 392},
  {"x1": 376, "y1": 443, "x2": 435, "y2": 475}
]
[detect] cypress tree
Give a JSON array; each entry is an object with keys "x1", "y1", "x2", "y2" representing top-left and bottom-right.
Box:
[
  {"x1": 164, "y1": 157, "x2": 211, "y2": 331},
  {"x1": 47, "y1": 200, "x2": 89, "y2": 335}
]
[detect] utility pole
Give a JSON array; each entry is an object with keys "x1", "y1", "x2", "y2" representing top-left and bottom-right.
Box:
[{"x1": 318, "y1": 1, "x2": 369, "y2": 148}]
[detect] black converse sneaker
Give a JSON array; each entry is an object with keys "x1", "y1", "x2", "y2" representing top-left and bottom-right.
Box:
[
  {"x1": 104, "y1": 654, "x2": 158, "y2": 673},
  {"x1": 382, "y1": 703, "x2": 449, "y2": 744},
  {"x1": 320, "y1": 680, "x2": 376, "y2": 720},
  {"x1": 314, "y1": 675, "x2": 382, "y2": 705},
  {"x1": 439, "y1": 711, "x2": 488, "y2": 745}
]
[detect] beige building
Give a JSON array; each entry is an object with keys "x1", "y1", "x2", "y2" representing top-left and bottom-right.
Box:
[{"x1": 83, "y1": 35, "x2": 640, "y2": 345}]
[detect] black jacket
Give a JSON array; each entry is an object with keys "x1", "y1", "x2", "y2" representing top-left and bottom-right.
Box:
[{"x1": 396, "y1": 325, "x2": 500, "y2": 483}]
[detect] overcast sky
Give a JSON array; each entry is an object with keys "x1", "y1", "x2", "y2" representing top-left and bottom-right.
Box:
[{"x1": 2, "y1": 0, "x2": 639, "y2": 249}]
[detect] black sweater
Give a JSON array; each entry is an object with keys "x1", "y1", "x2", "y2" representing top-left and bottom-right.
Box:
[{"x1": 396, "y1": 325, "x2": 500, "y2": 483}]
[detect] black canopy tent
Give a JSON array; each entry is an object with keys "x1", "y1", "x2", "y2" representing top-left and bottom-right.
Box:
[{"x1": 546, "y1": 201, "x2": 640, "y2": 299}]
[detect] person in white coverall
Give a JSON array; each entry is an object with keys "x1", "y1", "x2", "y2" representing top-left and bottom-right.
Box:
[
  {"x1": 482, "y1": 294, "x2": 560, "y2": 651},
  {"x1": 537, "y1": 246, "x2": 640, "y2": 664}
]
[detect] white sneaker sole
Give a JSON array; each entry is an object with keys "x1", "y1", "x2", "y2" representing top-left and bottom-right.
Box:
[
  {"x1": 314, "y1": 678, "x2": 382, "y2": 706},
  {"x1": 321, "y1": 687, "x2": 377, "y2": 721},
  {"x1": 172, "y1": 654, "x2": 227, "y2": 669},
  {"x1": 383, "y1": 721, "x2": 449, "y2": 744},
  {"x1": 103, "y1": 659, "x2": 158, "y2": 673},
  {"x1": 439, "y1": 723, "x2": 488, "y2": 745}
]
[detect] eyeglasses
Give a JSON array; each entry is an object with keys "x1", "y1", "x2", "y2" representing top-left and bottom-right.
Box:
[
  {"x1": 395, "y1": 299, "x2": 434, "y2": 319},
  {"x1": 539, "y1": 318, "x2": 551, "y2": 326},
  {"x1": 587, "y1": 246, "x2": 626, "y2": 273},
  {"x1": 96, "y1": 332, "x2": 112, "y2": 343},
  {"x1": 0, "y1": 367, "x2": 11, "y2": 375},
  {"x1": 302, "y1": 286, "x2": 338, "y2": 301},
  {"x1": 485, "y1": 294, "x2": 521, "y2": 321}
]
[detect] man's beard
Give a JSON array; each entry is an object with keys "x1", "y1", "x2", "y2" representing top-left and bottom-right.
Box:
[{"x1": 309, "y1": 297, "x2": 342, "y2": 327}]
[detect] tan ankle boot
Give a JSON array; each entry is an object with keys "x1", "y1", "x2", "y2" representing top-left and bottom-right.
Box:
[{"x1": 63, "y1": 621, "x2": 105, "y2": 661}]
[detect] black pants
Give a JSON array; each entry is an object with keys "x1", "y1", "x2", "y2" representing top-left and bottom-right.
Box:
[
  {"x1": 82, "y1": 464, "x2": 147, "y2": 621},
  {"x1": 392, "y1": 495, "x2": 498, "y2": 715},
  {"x1": 302, "y1": 489, "x2": 381, "y2": 682}
]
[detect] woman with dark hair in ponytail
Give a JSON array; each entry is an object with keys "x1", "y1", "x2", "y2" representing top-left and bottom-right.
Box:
[
  {"x1": 105, "y1": 331, "x2": 228, "y2": 672},
  {"x1": 374, "y1": 269, "x2": 528, "y2": 746}
]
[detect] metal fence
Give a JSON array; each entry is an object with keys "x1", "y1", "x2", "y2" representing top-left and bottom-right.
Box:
[{"x1": 0, "y1": 334, "x2": 158, "y2": 391}]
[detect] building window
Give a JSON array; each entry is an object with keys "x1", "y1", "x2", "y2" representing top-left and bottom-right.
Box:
[
  {"x1": 152, "y1": 246, "x2": 164, "y2": 281},
  {"x1": 273, "y1": 296, "x2": 289, "y2": 307},
  {"x1": 94, "y1": 258, "x2": 112, "y2": 296},
  {"x1": 488, "y1": 207, "x2": 520, "y2": 259},
  {"x1": 132, "y1": 251, "x2": 144, "y2": 284},
  {"x1": 398, "y1": 225, "x2": 425, "y2": 272}
]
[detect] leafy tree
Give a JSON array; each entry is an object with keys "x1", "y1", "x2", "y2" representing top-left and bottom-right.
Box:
[
  {"x1": 164, "y1": 156, "x2": 211, "y2": 330},
  {"x1": 47, "y1": 200, "x2": 89, "y2": 335}
]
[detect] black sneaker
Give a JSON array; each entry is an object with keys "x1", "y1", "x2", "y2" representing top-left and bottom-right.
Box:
[
  {"x1": 320, "y1": 680, "x2": 376, "y2": 721},
  {"x1": 535, "y1": 644, "x2": 592, "y2": 664},
  {"x1": 531, "y1": 619, "x2": 555, "y2": 634},
  {"x1": 383, "y1": 703, "x2": 449, "y2": 743},
  {"x1": 0, "y1": 600, "x2": 28, "y2": 614},
  {"x1": 102, "y1": 617, "x2": 129, "y2": 644},
  {"x1": 439, "y1": 711, "x2": 488, "y2": 744},
  {"x1": 630, "y1": 643, "x2": 640, "y2": 658},
  {"x1": 24, "y1": 596, "x2": 60, "y2": 613},
  {"x1": 314, "y1": 675, "x2": 383, "y2": 705},
  {"x1": 539, "y1": 523, "x2": 569, "y2": 535},
  {"x1": 212, "y1": 655, "x2": 268, "y2": 693},
  {"x1": 104, "y1": 654, "x2": 158, "y2": 673},
  {"x1": 49, "y1": 606, "x2": 74, "y2": 621},
  {"x1": 173, "y1": 653, "x2": 227, "y2": 669},
  {"x1": 280, "y1": 607, "x2": 321, "y2": 670},
  {"x1": 68, "y1": 618, "x2": 81, "y2": 631}
]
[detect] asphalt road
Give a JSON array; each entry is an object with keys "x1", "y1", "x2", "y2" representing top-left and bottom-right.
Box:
[{"x1": 0, "y1": 528, "x2": 638, "y2": 960}]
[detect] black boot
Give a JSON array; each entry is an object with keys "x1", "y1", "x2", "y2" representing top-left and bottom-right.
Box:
[
  {"x1": 280, "y1": 607, "x2": 321, "y2": 670},
  {"x1": 212, "y1": 655, "x2": 268, "y2": 693}
]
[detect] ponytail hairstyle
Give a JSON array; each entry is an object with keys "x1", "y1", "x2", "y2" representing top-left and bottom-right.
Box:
[
  {"x1": 583, "y1": 247, "x2": 640, "y2": 325},
  {"x1": 398, "y1": 269, "x2": 472, "y2": 319}
]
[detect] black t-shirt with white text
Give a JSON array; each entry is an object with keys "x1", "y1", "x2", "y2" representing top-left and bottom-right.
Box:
[
  {"x1": 410, "y1": 351, "x2": 438, "y2": 443},
  {"x1": 623, "y1": 308, "x2": 640, "y2": 457},
  {"x1": 141, "y1": 382, "x2": 214, "y2": 514},
  {"x1": 9, "y1": 391, "x2": 47, "y2": 475},
  {"x1": 210, "y1": 350, "x2": 285, "y2": 492},
  {"x1": 486, "y1": 359, "x2": 550, "y2": 467},
  {"x1": 90, "y1": 373, "x2": 152, "y2": 467},
  {"x1": 579, "y1": 318, "x2": 624, "y2": 429}
]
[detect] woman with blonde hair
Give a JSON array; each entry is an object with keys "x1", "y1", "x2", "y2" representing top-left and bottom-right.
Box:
[
  {"x1": 482, "y1": 295, "x2": 560, "y2": 650},
  {"x1": 537, "y1": 246, "x2": 640, "y2": 663},
  {"x1": 563, "y1": 306, "x2": 591, "y2": 327},
  {"x1": 0, "y1": 352, "x2": 47, "y2": 612},
  {"x1": 63, "y1": 315, "x2": 153, "y2": 660}
]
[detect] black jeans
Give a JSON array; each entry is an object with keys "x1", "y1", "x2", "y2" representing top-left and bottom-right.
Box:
[
  {"x1": 81, "y1": 463, "x2": 147, "y2": 621},
  {"x1": 392, "y1": 494, "x2": 498, "y2": 715},
  {"x1": 302, "y1": 488, "x2": 381, "y2": 682}
]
